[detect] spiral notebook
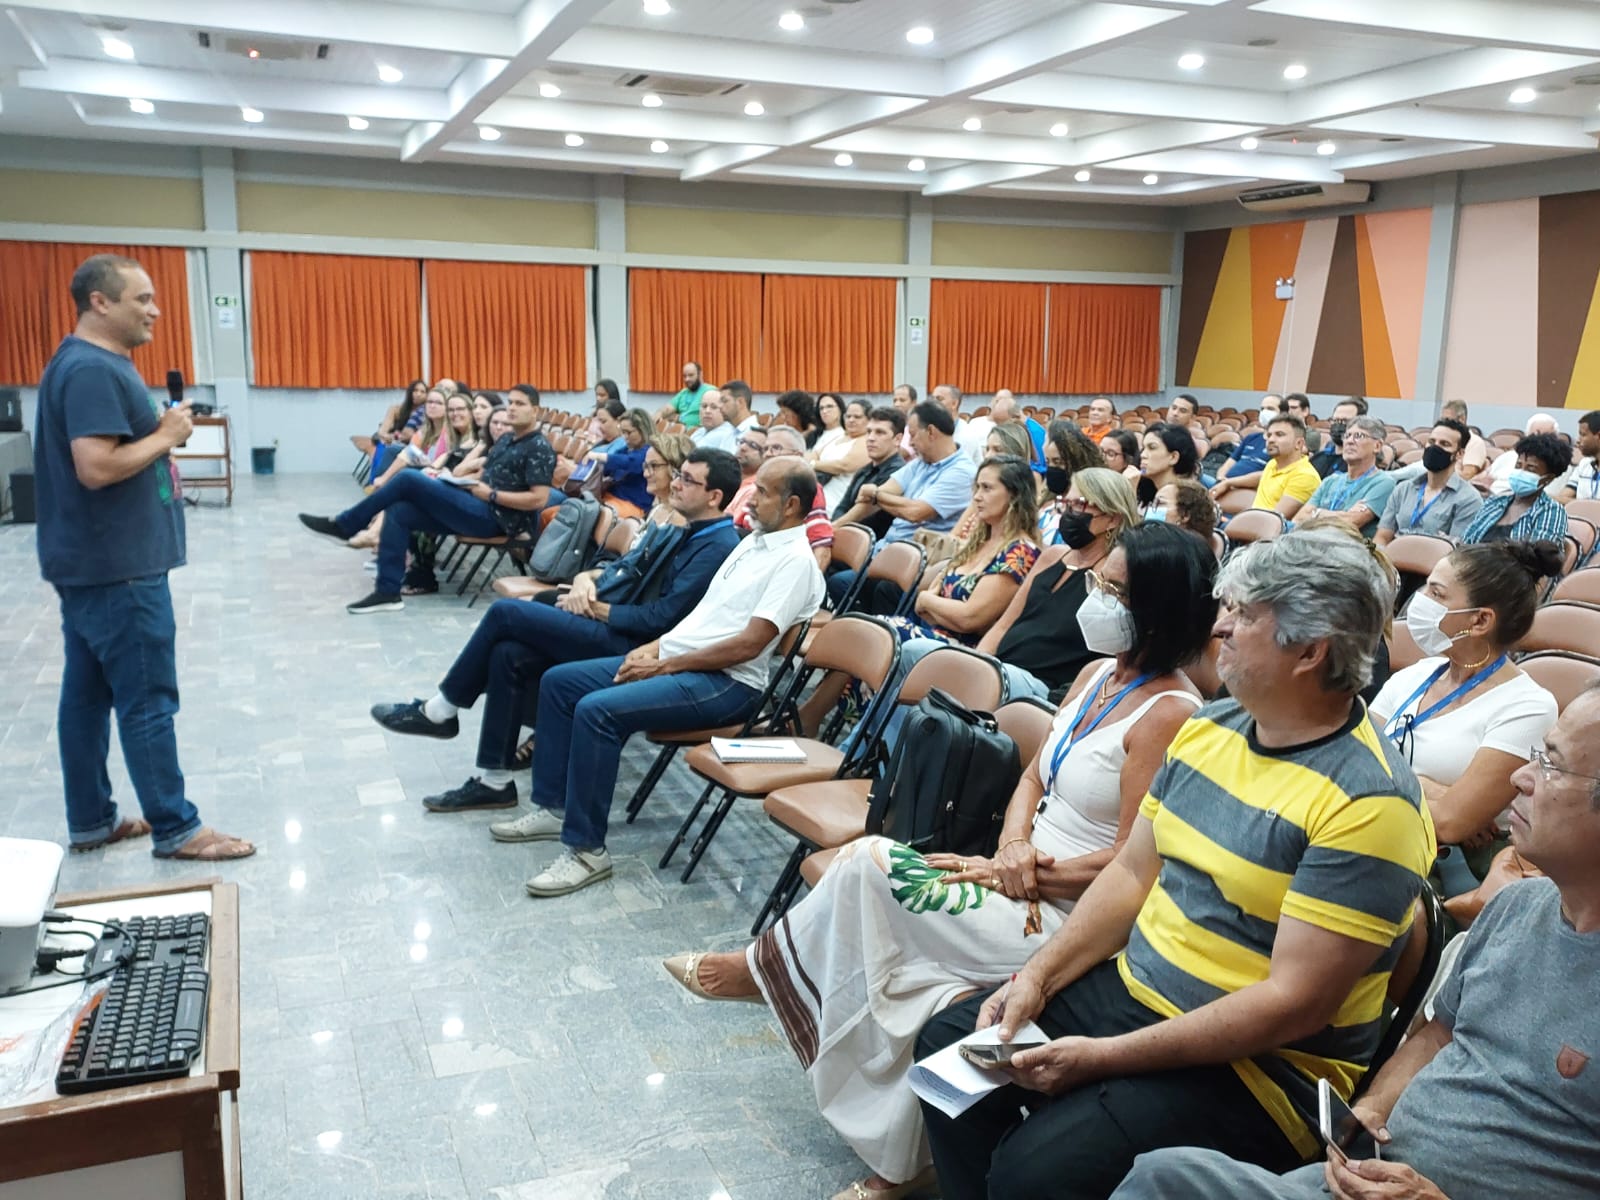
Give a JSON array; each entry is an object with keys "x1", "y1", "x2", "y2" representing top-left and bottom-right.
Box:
[{"x1": 710, "y1": 737, "x2": 806, "y2": 763}]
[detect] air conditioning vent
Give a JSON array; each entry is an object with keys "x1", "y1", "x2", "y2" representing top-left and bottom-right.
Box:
[
  {"x1": 196, "y1": 33, "x2": 330, "y2": 61},
  {"x1": 1237, "y1": 182, "x2": 1372, "y2": 212},
  {"x1": 616, "y1": 73, "x2": 743, "y2": 98}
]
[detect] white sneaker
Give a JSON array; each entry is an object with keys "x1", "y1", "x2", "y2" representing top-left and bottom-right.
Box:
[
  {"x1": 525, "y1": 847, "x2": 612, "y2": 897},
  {"x1": 489, "y1": 807, "x2": 563, "y2": 843}
]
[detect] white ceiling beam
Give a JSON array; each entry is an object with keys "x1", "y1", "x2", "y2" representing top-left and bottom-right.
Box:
[
  {"x1": 1252, "y1": 0, "x2": 1600, "y2": 56},
  {"x1": 1330, "y1": 143, "x2": 1494, "y2": 172},
  {"x1": 730, "y1": 164, "x2": 922, "y2": 189},
  {"x1": 940, "y1": 3, "x2": 1182, "y2": 95},
  {"x1": 1073, "y1": 119, "x2": 1258, "y2": 165},
  {"x1": 67, "y1": 111, "x2": 399, "y2": 156},
  {"x1": 784, "y1": 94, "x2": 927, "y2": 148},
  {"x1": 1104, "y1": 149, "x2": 1344, "y2": 183},
  {"x1": 0, "y1": 10, "x2": 48, "y2": 69},
  {"x1": 400, "y1": 0, "x2": 612, "y2": 162},
  {"x1": 681, "y1": 143, "x2": 781, "y2": 182},
  {"x1": 1, "y1": 0, "x2": 511, "y2": 58},
  {"x1": 976, "y1": 72, "x2": 1283, "y2": 126},
  {"x1": 921, "y1": 162, "x2": 1056, "y2": 197},
  {"x1": 1316, "y1": 107, "x2": 1595, "y2": 149},
  {"x1": 818, "y1": 128, "x2": 1075, "y2": 168},
  {"x1": 482, "y1": 97, "x2": 754, "y2": 143},
  {"x1": 440, "y1": 140, "x2": 676, "y2": 172}
]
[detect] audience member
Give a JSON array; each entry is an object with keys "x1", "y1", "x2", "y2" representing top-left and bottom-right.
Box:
[
  {"x1": 893, "y1": 383, "x2": 919, "y2": 459},
  {"x1": 1155, "y1": 478, "x2": 1217, "y2": 546},
  {"x1": 436, "y1": 392, "x2": 479, "y2": 471},
  {"x1": 1100, "y1": 429, "x2": 1143, "y2": 483},
  {"x1": 719, "y1": 379, "x2": 761, "y2": 433},
  {"x1": 1245, "y1": 414, "x2": 1321, "y2": 519},
  {"x1": 642, "y1": 434, "x2": 695, "y2": 527},
  {"x1": 811, "y1": 398, "x2": 871, "y2": 512},
  {"x1": 368, "y1": 448, "x2": 743, "y2": 811},
  {"x1": 586, "y1": 396, "x2": 628, "y2": 456},
  {"x1": 741, "y1": 425, "x2": 833, "y2": 569},
  {"x1": 1040, "y1": 421, "x2": 1115, "y2": 544},
  {"x1": 360, "y1": 378, "x2": 426, "y2": 470},
  {"x1": 1135, "y1": 422, "x2": 1200, "y2": 510},
  {"x1": 1284, "y1": 392, "x2": 1312, "y2": 424},
  {"x1": 1110, "y1": 685, "x2": 1600, "y2": 1200},
  {"x1": 594, "y1": 408, "x2": 656, "y2": 519},
  {"x1": 663, "y1": 523, "x2": 1218, "y2": 1198},
  {"x1": 1461, "y1": 431, "x2": 1571, "y2": 545},
  {"x1": 588, "y1": 378, "x2": 621, "y2": 441},
  {"x1": 504, "y1": 459, "x2": 825, "y2": 897},
  {"x1": 987, "y1": 390, "x2": 1047, "y2": 469},
  {"x1": 1310, "y1": 397, "x2": 1366, "y2": 478},
  {"x1": 655, "y1": 360, "x2": 709, "y2": 429},
  {"x1": 722, "y1": 424, "x2": 769, "y2": 526},
  {"x1": 915, "y1": 525, "x2": 1432, "y2": 1200},
  {"x1": 690, "y1": 389, "x2": 737, "y2": 453},
  {"x1": 933, "y1": 383, "x2": 987, "y2": 463},
  {"x1": 1483, "y1": 412, "x2": 1561, "y2": 493},
  {"x1": 1375, "y1": 417, "x2": 1484, "y2": 544},
  {"x1": 1210, "y1": 396, "x2": 1280, "y2": 492},
  {"x1": 371, "y1": 388, "x2": 448, "y2": 488},
  {"x1": 831, "y1": 407, "x2": 905, "y2": 540},
  {"x1": 1376, "y1": 541, "x2": 1560, "y2": 889},
  {"x1": 455, "y1": 407, "x2": 511, "y2": 480},
  {"x1": 1082, "y1": 396, "x2": 1117, "y2": 443},
  {"x1": 1558, "y1": 408, "x2": 1600, "y2": 504},
  {"x1": 470, "y1": 390, "x2": 503, "y2": 442},
  {"x1": 1163, "y1": 393, "x2": 1209, "y2": 456},
  {"x1": 299, "y1": 385, "x2": 555, "y2": 614},
  {"x1": 1296, "y1": 415, "x2": 1395, "y2": 537},
  {"x1": 811, "y1": 393, "x2": 847, "y2": 458},
  {"x1": 775, "y1": 389, "x2": 822, "y2": 449},
  {"x1": 1440, "y1": 398, "x2": 1490, "y2": 481}
]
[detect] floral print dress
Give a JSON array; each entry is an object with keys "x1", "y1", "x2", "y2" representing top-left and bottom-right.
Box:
[{"x1": 886, "y1": 538, "x2": 1040, "y2": 646}]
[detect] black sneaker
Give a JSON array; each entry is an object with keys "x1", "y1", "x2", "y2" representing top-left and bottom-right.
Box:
[
  {"x1": 347, "y1": 591, "x2": 404, "y2": 614},
  {"x1": 424, "y1": 778, "x2": 518, "y2": 813},
  {"x1": 371, "y1": 699, "x2": 459, "y2": 740},
  {"x1": 299, "y1": 513, "x2": 347, "y2": 540}
]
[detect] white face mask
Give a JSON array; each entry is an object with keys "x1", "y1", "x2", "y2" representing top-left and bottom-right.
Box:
[
  {"x1": 1076, "y1": 586, "x2": 1136, "y2": 655},
  {"x1": 1405, "y1": 592, "x2": 1477, "y2": 657}
]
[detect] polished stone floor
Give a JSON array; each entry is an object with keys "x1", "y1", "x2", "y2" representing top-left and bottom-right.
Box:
[{"x1": 0, "y1": 475, "x2": 866, "y2": 1199}]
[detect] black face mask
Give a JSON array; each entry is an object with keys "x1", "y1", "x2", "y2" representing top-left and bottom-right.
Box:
[
  {"x1": 1328, "y1": 420, "x2": 1347, "y2": 447},
  {"x1": 1045, "y1": 466, "x2": 1071, "y2": 496},
  {"x1": 1056, "y1": 510, "x2": 1097, "y2": 549},
  {"x1": 1421, "y1": 444, "x2": 1454, "y2": 474}
]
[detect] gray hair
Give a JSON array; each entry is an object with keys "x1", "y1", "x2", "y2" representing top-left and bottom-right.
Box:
[
  {"x1": 1215, "y1": 525, "x2": 1396, "y2": 695},
  {"x1": 1349, "y1": 415, "x2": 1387, "y2": 443},
  {"x1": 765, "y1": 425, "x2": 806, "y2": 454}
]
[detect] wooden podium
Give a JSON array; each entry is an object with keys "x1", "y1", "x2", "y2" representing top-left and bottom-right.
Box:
[{"x1": 172, "y1": 416, "x2": 234, "y2": 506}]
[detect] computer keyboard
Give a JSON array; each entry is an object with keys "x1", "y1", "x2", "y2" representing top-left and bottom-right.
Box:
[{"x1": 56, "y1": 914, "x2": 210, "y2": 1095}]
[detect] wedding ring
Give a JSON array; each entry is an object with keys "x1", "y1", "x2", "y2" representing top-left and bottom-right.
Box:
[
  {"x1": 959, "y1": 859, "x2": 968, "y2": 871},
  {"x1": 990, "y1": 876, "x2": 1001, "y2": 888}
]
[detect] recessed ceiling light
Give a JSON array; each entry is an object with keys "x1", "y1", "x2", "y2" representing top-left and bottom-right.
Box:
[
  {"x1": 906, "y1": 26, "x2": 934, "y2": 45},
  {"x1": 962, "y1": 116, "x2": 982, "y2": 131},
  {"x1": 744, "y1": 100, "x2": 765, "y2": 116},
  {"x1": 1282, "y1": 63, "x2": 1307, "y2": 81},
  {"x1": 1178, "y1": 53, "x2": 1205, "y2": 71},
  {"x1": 128, "y1": 97, "x2": 155, "y2": 115},
  {"x1": 651, "y1": 139, "x2": 670, "y2": 153},
  {"x1": 1143, "y1": 173, "x2": 1160, "y2": 185},
  {"x1": 479, "y1": 126, "x2": 502, "y2": 141},
  {"x1": 907, "y1": 157, "x2": 926, "y2": 171},
  {"x1": 101, "y1": 35, "x2": 134, "y2": 60},
  {"x1": 1074, "y1": 168, "x2": 1092, "y2": 182},
  {"x1": 347, "y1": 115, "x2": 368, "y2": 130},
  {"x1": 1240, "y1": 136, "x2": 1259, "y2": 150},
  {"x1": 1316, "y1": 140, "x2": 1336, "y2": 155},
  {"x1": 246, "y1": 48, "x2": 260, "y2": 60},
  {"x1": 779, "y1": 11, "x2": 805, "y2": 31},
  {"x1": 1049, "y1": 122, "x2": 1069, "y2": 137},
  {"x1": 377, "y1": 63, "x2": 403, "y2": 84},
  {"x1": 1509, "y1": 86, "x2": 1537, "y2": 104},
  {"x1": 643, "y1": 0, "x2": 672, "y2": 14},
  {"x1": 642, "y1": 93, "x2": 663, "y2": 108},
  {"x1": 564, "y1": 132, "x2": 585, "y2": 147},
  {"x1": 834, "y1": 152, "x2": 853, "y2": 166},
  {"x1": 241, "y1": 107, "x2": 265, "y2": 123},
  {"x1": 539, "y1": 82, "x2": 561, "y2": 98}
]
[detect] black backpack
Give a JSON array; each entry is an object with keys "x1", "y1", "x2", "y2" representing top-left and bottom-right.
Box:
[
  {"x1": 865, "y1": 689, "x2": 1020, "y2": 857},
  {"x1": 529, "y1": 495, "x2": 602, "y2": 583}
]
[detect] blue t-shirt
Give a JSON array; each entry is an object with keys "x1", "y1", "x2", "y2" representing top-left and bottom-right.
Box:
[
  {"x1": 1307, "y1": 464, "x2": 1396, "y2": 537},
  {"x1": 885, "y1": 449, "x2": 977, "y2": 541},
  {"x1": 1024, "y1": 416, "x2": 1047, "y2": 473},
  {"x1": 1227, "y1": 431, "x2": 1271, "y2": 475},
  {"x1": 34, "y1": 336, "x2": 185, "y2": 587}
]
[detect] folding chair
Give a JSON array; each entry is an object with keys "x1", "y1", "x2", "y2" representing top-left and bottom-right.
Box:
[
  {"x1": 1517, "y1": 651, "x2": 1600, "y2": 714},
  {"x1": 1389, "y1": 614, "x2": 1426, "y2": 671},
  {"x1": 1385, "y1": 534, "x2": 1454, "y2": 613},
  {"x1": 1551, "y1": 568, "x2": 1600, "y2": 606},
  {"x1": 839, "y1": 540, "x2": 927, "y2": 619},
  {"x1": 1216, "y1": 488, "x2": 1258, "y2": 517},
  {"x1": 1223, "y1": 508, "x2": 1284, "y2": 552},
  {"x1": 1518, "y1": 602, "x2": 1600, "y2": 657}
]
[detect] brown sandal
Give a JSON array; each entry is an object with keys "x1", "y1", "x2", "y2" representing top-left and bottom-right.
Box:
[
  {"x1": 71, "y1": 817, "x2": 152, "y2": 853},
  {"x1": 515, "y1": 735, "x2": 535, "y2": 766},
  {"x1": 154, "y1": 827, "x2": 257, "y2": 861}
]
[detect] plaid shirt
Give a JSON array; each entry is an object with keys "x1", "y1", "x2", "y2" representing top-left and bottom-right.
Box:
[{"x1": 1462, "y1": 490, "x2": 1569, "y2": 546}]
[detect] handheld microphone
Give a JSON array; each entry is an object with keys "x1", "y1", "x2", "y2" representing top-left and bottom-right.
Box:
[{"x1": 166, "y1": 370, "x2": 184, "y2": 408}]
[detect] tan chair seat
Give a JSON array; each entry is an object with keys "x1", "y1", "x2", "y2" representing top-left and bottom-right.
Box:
[
  {"x1": 684, "y1": 740, "x2": 844, "y2": 796},
  {"x1": 800, "y1": 846, "x2": 842, "y2": 886},
  {"x1": 493, "y1": 576, "x2": 554, "y2": 600},
  {"x1": 763, "y1": 778, "x2": 872, "y2": 846},
  {"x1": 649, "y1": 724, "x2": 744, "y2": 746}
]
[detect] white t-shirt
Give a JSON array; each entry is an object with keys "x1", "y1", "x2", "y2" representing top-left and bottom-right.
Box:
[
  {"x1": 1371, "y1": 658, "x2": 1558, "y2": 827},
  {"x1": 1565, "y1": 456, "x2": 1600, "y2": 501}
]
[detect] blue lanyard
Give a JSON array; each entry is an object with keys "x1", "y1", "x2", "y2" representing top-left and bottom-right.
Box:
[
  {"x1": 1383, "y1": 655, "x2": 1509, "y2": 745},
  {"x1": 1044, "y1": 670, "x2": 1153, "y2": 793},
  {"x1": 1408, "y1": 484, "x2": 1447, "y2": 529},
  {"x1": 1333, "y1": 467, "x2": 1375, "y2": 511}
]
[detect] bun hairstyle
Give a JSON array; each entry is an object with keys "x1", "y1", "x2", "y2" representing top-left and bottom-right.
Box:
[{"x1": 1450, "y1": 540, "x2": 1565, "y2": 647}]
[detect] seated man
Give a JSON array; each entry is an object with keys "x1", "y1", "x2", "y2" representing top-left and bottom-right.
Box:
[
  {"x1": 740, "y1": 425, "x2": 832, "y2": 569},
  {"x1": 934, "y1": 383, "x2": 987, "y2": 463},
  {"x1": 300, "y1": 384, "x2": 554, "y2": 614},
  {"x1": 1294, "y1": 415, "x2": 1396, "y2": 537},
  {"x1": 827, "y1": 401, "x2": 977, "y2": 608},
  {"x1": 722, "y1": 424, "x2": 768, "y2": 525},
  {"x1": 498, "y1": 458, "x2": 825, "y2": 898},
  {"x1": 1165, "y1": 393, "x2": 1209, "y2": 458},
  {"x1": 1112, "y1": 685, "x2": 1600, "y2": 1200},
  {"x1": 690, "y1": 389, "x2": 737, "y2": 453},
  {"x1": 1244, "y1": 414, "x2": 1321, "y2": 520},
  {"x1": 1210, "y1": 395, "x2": 1280, "y2": 499},
  {"x1": 833, "y1": 406, "x2": 906, "y2": 540},
  {"x1": 367, "y1": 448, "x2": 742, "y2": 811},
  {"x1": 988, "y1": 390, "x2": 1047, "y2": 472},
  {"x1": 1376, "y1": 417, "x2": 1483, "y2": 544},
  {"x1": 1309, "y1": 397, "x2": 1365, "y2": 479},
  {"x1": 915, "y1": 526, "x2": 1435, "y2": 1200},
  {"x1": 1560, "y1": 408, "x2": 1600, "y2": 505},
  {"x1": 1082, "y1": 395, "x2": 1118, "y2": 444}
]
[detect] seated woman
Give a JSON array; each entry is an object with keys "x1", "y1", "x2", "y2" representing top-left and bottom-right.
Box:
[
  {"x1": 811, "y1": 393, "x2": 848, "y2": 456},
  {"x1": 663, "y1": 521, "x2": 1218, "y2": 1200},
  {"x1": 640, "y1": 432, "x2": 695, "y2": 529},
  {"x1": 454, "y1": 407, "x2": 511, "y2": 481},
  {"x1": 811, "y1": 397, "x2": 871, "y2": 513},
  {"x1": 1038, "y1": 420, "x2": 1107, "y2": 544},
  {"x1": 358, "y1": 377, "x2": 426, "y2": 459},
  {"x1": 430, "y1": 392, "x2": 479, "y2": 474},
  {"x1": 1136, "y1": 421, "x2": 1200, "y2": 512},
  {"x1": 948, "y1": 425, "x2": 1036, "y2": 546},
  {"x1": 585, "y1": 397, "x2": 628, "y2": 457},
  {"x1": 1461, "y1": 431, "x2": 1571, "y2": 547},
  {"x1": 469, "y1": 391, "x2": 502, "y2": 443},
  {"x1": 1099, "y1": 428, "x2": 1142, "y2": 484},
  {"x1": 1153, "y1": 476, "x2": 1218, "y2": 546},
  {"x1": 1372, "y1": 539, "x2": 1560, "y2": 894},
  {"x1": 588, "y1": 378, "x2": 621, "y2": 442},
  {"x1": 371, "y1": 388, "x2": 448, "y2": 489},
  {"x1": 776, "y1": 389, "x2": 823, "y2": 449},
  {"x1": 590, "y1": 407, "x2": 656, "y2": 520}
]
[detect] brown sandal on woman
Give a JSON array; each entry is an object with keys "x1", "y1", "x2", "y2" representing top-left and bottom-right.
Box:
[{"x1": 154, "y1": 827, "x2": 257, "y2": 861}]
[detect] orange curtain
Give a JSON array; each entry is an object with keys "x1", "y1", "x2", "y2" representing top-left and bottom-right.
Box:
[
  {"x1": 0, "y1": 241, "x2": 194, "y2": 387},
  {"x1": 425, "y1": 260, "x2": 587, "y2": 392},
  {"x1": 249, "y1": 251, "x2": 421, "y2": 388},
  {"x1": 1045, "y1": 284, "x2": 1162, "y2": 394},
  {"x1": 929, "y1": 280, "x2": 1046, "y2": 394},
  {"x1": 755, "y1": 274, "x2": 896, "y2": 394},
  {"x1": 628, "y1": 268, "x2": 761, "y2": 392}
]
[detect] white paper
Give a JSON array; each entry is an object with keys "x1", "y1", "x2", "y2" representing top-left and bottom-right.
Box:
[
  {"x1": 710, "y1": 737, "x2": 805, "y2": 762},
  {"x1": 906, "y1": 1020, "x2": 1049, "y2": 1119}
]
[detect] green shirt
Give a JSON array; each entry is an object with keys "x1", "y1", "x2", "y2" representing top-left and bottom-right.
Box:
[{"x1": 671, "y1": 383, "x2": 709, "y2": 428}]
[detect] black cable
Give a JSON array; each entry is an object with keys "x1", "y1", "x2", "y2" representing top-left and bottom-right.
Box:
[{"x1": 0, "y1": 958, "x2": 125, "y2": 998}]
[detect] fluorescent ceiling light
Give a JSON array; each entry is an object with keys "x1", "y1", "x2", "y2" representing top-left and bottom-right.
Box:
[
  {"x1": 651, "y1": 139, "x2": 670, "y2": 153},
  {"x1": 744, "y1": 100, "x2": 765, "y2": 116},
  {"x1": 1049, "y1": 122, "x2": 1069, "y2": 137},
  {"x1": 1178, "y1": 53, "x2": 1205, "y2": 71},
  {"x1": 564, "y1": 132, "x2": 584, "y2": 147},
  {"x1": 128, "y1": 97, "x2": 154, "y2": 115},
  {"x1": 1074, "y1": 169, "x2": 1092, "y2": 182},
  {"x1": 479, "y1": 126, "x2": 501, "y2": 141},
  {"x1": 1240, "y1": 136, "x2": 1259, "y2": 150},
  {"x1": 642, "y1": 93, "x2": 663, "y2": 108},
  {"x1": 906, "y1": 26, "x2": 934, "y2": 45},
  {"x1": 1282, "y1": 63, "x2": 1307, "y2": 81},
  {"x1": 377, "y1": 63, "x2": 403, "y2": 84},
  {"x1": 347, "y1": 115, "x2": 368, "y2": 130},
  {"x1": 1508, "y1": 86, "x2": 1537, "y2": 104},
  {"x1": 779, "y1": 11, "x2": 804, "y2": 31},
  {"x1": 834, "y1": 152, "x2": 853, "y2": 166},
  {"x1": 101, "y1": 36, "x2": 134, "y2": 60},
  {"x1": 962, "y1": 116, "x2": 982, "y2": 131},
  {"x1": 907, "y1": 158, "x2": 926, "y2": 171},
  {"x1": 539, "y1": 82, "x2": 561, "y2": 98},
  {"x1": 241, "y1": 107, "x2": 264, "y2": 123}
]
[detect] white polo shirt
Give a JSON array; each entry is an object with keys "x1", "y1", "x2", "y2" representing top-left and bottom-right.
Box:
[{"x1": 660, "y1": 522, "x2": 823, "y2": 693}]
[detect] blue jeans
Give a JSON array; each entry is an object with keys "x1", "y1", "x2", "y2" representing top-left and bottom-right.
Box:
[
  {"x1": 55, "y1": 575, "x2": 202, "y2": 854},
  {"x1": 336, "y1": 471, "x2": 504, "y2": 595},
  {"x1": 530, "y1": 657, "x2": 761, "y2": 850},
  {"x1": 437, "y1": 600, "x2": 638, "y2": 771}
]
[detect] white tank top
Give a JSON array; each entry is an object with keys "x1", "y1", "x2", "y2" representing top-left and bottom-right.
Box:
[{"x1": 1031, "y1": 661, "x2": 1200, "y2": 864}]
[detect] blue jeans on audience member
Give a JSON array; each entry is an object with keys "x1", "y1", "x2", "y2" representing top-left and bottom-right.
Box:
[
  {"x1": 437, "y1": 599, "x2": 638, "y2": 771},
  {"x1": 530, "y1": 657, "x2": 761, "y2": 850},
  {"x1": 55, "y1": 575, "x2": 202, "y2": 855},
  {"x1": 336, "y1": 471, "x2": 504, "y2": 595}
]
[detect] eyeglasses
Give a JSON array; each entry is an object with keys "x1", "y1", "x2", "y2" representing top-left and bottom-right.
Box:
[
  {"x1": 672, "y1": 470, "x2": 708, "y2": 489},
  {"x1": 1061, "y1": 497, "x2": 1101, "y2": 515},
  {"x1": 738, "y1": 437, "x2": 765, "y2": 449},
  {"x1": 642, "y1": 460, "x2": 671, "y2": 474},
  {"x1": 1528, "y1": 747, "x2": 1600, "y2": 786},
  {"x1": 1085, "y1": 567, "x2": 1129, "y2": 603},
  {"x1": 1342, "y1": 432, "x2": 1377, "y2": 445}
]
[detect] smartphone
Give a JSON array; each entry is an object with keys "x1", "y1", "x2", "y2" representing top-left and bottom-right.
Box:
[
  {"x1": 1318, "y1": 1077, "x2": 1382, "y2": 1161},
  {"x1": 957, "y1": 1041, "x2": 1045, "y2": 1070}
]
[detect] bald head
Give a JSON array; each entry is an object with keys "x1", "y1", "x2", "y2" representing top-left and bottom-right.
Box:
[
  {"x1": 1526, "y1": 413, "x2": 1559, "y2": 435},
  {"x1": 748, "y1": 457, "x2": 817, "y2": 534},
  {"x1": 991, "y1": 390, "x2": 1017, "y2": 423}
]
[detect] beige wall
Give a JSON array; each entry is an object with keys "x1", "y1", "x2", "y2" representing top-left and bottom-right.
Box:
[
  {"x1": 626, "y1": 204, "x2": 906, "y2": 263},
  {"x1": 235, "y1": 182, "x2": 596, "y2": 248},
  {"x1": 931, "y1": 220, "x2": 1174, "y2": 274},
  {"x1": 0, "y1": 169, "x2": 204, "y2": 230}
]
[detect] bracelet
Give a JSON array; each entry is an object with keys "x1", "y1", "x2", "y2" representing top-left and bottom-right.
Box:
[{"x1": 996, "y1": 837, "x2": 1031, "y2": 857}]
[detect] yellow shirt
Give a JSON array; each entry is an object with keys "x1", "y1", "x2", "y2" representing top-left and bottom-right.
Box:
[{"x1": 1254, "y1": 456, "x2": 1322, "y2": 511}]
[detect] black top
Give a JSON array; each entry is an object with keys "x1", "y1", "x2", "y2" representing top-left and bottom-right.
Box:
[
  {"x1": 482, "y1": 430, "x2": 557, "y2": 535},
  {"x1": 833, "y1": 456, "x2": 903, "y2": 539},
  {"x1": 995, "y1": 557, "x2": 1098, "y2": 702}
]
